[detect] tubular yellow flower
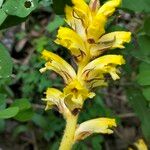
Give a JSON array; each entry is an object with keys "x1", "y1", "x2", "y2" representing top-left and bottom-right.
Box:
[
  {"x1": 97, "y1": 0, "x2": 121, "y2": 17},
  {"x1": 43, "y1": 88, "x2": 73, "y2": 118},
  {"x1": 134, "y1": 139, "x2": 148, "y2": 150},
  {"x1": 87, "y1": 13, "x2": 106, "y2": 42},
  {"x1": 99, "y1": 31, "x2": 131, "y2": 49},
  {"x1": 74, "y1": 118, "x2": 117, "y2": 141},
  {"x1": 80, "y1": 55, "x2": 125, "y2": 89},
  {"x1": 65, "y1": 5, "x2": 86, "y2": 40},
  {"x1": 63, "y1": 79, "x2": 95, "y2": 110},
  {"x1": 40, "y1": 50, "x2": 76, "y2": 84},
  {"x1": 71, "y1": 0, "x2": 91, "y2": 28},
  {"x1": 55, "y1": 27, "x2": 89, "y2": 63},
  {"x1": 129, "y1": 139, "x2": 148, "y2": 150},
  {"x1": 43, "y1": 88, "x2": 63, "y2": 110},
  {"x1": 91, "y1": 31, "x2": 131, "y2": 57}
]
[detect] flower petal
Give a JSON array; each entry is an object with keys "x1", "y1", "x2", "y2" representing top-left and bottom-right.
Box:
[
  {"x1": 55, "y1": 27, "x2": 88, "y2": 63},
  {"x1": 129, "y1": 139, "x2": 148, "y2": 150},
  {"x1": 65, "y1": 5, "x2": 86, "y2": 40},
  {"x1": 90, "y1": 31, "x2": 131, "y2": 57},
  {"x1": 43, "y1": 88, "x2": 63, "y2": 111},
  {"x1": 97, "y1": 0, "x2": 121, "y2": 17},
  {"x1": 72, "y1": 0, "x2": 91, "y2": 28},
  {"x1": 63, "y1": 79, "x2": 95, "y2": 110},
  {"x1": 89, "y1": 0, "x2": 100, "y2": 13},
  {"x1": 80, "y1": 55, "x2": 125, "y2": 88},
  {"x1": 134, "y1": 139, "x2": 148, "y2": 150},
  {"x1": 40, "y1": 50, "x2": 76, "y2": 84},
  {"x1": 99, "y1": 31, "x2": 131, "y2": 49},
  {"x1": 74, "y1": 118, "x2": 117, "y2": 141},
  {"x1": 87, "y1": 13, "x2": 106, "y2": 42}
]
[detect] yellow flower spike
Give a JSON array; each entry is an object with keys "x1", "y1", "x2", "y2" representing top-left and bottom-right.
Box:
[
  {"x1": 55, "y1": 27, "x2": 89, "y2": 63},
  {"x1": 40, "y1": 0, "x2": 132, "y2": 149},
  {"x1": 80, "y1": 55, "x2": 125, "y2": 89},
  {"x1": 40, "y1": 50, "x2": 76, "y2": 84},
  {"x1": 63, "y1": 79, "x2": 95, "y2": 110},
  {"x1": 97, "y1": 0, "x2": 121, "y2": 17},
  {"x1": 129, "y1": 139, "x2": 148, "y2": 150},
  {"x1": 43, "y1": 88, "x2": 70, "y2": 115},
  {"x1": 74, "y1": 118, "x2": 117, "y2": 141}
]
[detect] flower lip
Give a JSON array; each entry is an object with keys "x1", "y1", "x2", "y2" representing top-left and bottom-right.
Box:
[
  {"x1": 40, "y1": 50, "x2": 76, "y2": 84},
  {"x1": 63, "y1": 79, "x2": 95, "y2": 110},
  {"x1": 74, "y1": 117, "x2": 117, "y2": 141}
]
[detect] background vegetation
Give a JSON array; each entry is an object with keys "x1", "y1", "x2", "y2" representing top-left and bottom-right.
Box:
[{"x1": 0, "y1": 0, "x2": 150, "y2": 149}]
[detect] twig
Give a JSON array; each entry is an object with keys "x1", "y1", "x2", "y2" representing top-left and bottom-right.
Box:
[
  {"x1": 7, "y1": 99, "x2": 45, "y2": 110},
  {"x1": 31, "y1": 131, "x2": 38, "y2": 150},
  {"x1": 118, "y1": 113, "x2": 136, "y2": 118}
]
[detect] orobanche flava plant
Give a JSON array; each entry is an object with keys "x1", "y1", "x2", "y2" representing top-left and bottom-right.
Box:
[{"x1": 40, "y1": 0, "x2": 131, "y2": 149}]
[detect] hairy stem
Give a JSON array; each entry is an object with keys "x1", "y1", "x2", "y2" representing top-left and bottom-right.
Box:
[{"x1": 59, "y1": 114, "x2": 78, "y2": 150}]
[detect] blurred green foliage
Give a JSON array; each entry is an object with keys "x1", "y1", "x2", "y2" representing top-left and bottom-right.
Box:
[
  {"x1": 0, "y1": 43, "x2": 13, "y2": 78},
  {"x1": 0, "y1": 0, "x2": 150, "y2": 149}
]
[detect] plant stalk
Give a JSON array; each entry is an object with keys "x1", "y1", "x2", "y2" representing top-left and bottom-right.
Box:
[{"x1": 59, "y1": 114, "x2": 78, "y2": 150}]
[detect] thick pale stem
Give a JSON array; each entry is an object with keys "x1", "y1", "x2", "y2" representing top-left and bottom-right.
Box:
[{"x1": 59, "y1": 114, "x2": 78, "y2": 150}]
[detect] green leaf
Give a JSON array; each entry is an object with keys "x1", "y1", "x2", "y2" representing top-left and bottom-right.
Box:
[
  {"x1": 0, "y1": 0, "x2": 4, "y2": 7},
  {"x1": 0, "y1": 9, "x2": 7, "y2": 26},
  {"x1": 2, "y1": 0, "x2": 38, "y2": 17},
  {"x1": 0, "y1": 43, "x2": 13, "y2": 78},
  {"x1": 138, "y1": 35, "x2": 150, "y2": 56},
  {"x1": 52, "y1": 0, "x2": 72, "y2": 15},
  {"x1": 0, "y1": 107, "x2": 19, "y2": 119},
  {"x1": 14, "y1": 108, "x2": 34, "y2": 122},
  {"x1": 0, "y1": 15, "x2": 27, "y2": 30},
  {"x1": 0, "y1": 94, "x2": 6, "y2": 106},
  {"x1": 137, "y1": 62, "x2": 150, "y2": 86},
  {"x1": 126, "y1": 88, "x2": 150, "y2": 143},
  {"x1": 122, "y1": 0, "x2": 150, "y2": 13},
  {"x1": 0, "y1": 119, "x2": 5, "y2": 133},
  {"x1": 91, "y1": 136, "x2": 103, "y2": 150},
  {"x1": 33, "y1": 36, "x2": 50, "y2": 52},
  {"x1": 11, "y1": 96, "x2": 33, "y2": 122},
  {"x1": 144, "y1": 16, "x2": 150, "y2": 36},
  {"x1": 0, "y1": 94, "x2": 6, "y2": 110},
  {"x1": 13, "y1": 125, "x2": 29, "y2": 138},
  {"x1": 44, "y1": 130, "x2": 55, "y2": 141},
  {"x1": 142, "y1": 87, "x2": 150, "y2": 101},
  {"x1": 32, "y1": 113, "x2": 48, "y2": 129},
  {"x1": 139, "y1": 62, "x2": 150, "y2": 72},
  {"x1": 46, "y1": 15, "x2": 65, "y2": 33},
  {"x1": 11, "y1": 98, "x2": 31, "y2": 111},
  {"x1": 137, "y1": 70, "x2": 150, "y2": 86},
  {"x1": 130, "y1": 35, "x2": 150, "y2": 64}
]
